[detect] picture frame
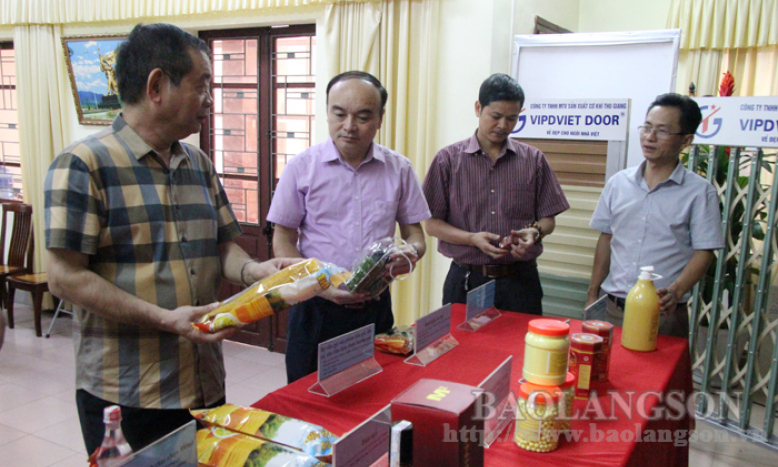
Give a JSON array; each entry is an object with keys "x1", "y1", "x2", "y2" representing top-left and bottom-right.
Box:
[{"x1": 61, "y1": 34, "x2": 127, "y2": 125}]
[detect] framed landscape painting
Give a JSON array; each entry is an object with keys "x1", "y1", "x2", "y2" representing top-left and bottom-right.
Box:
[{"x1": 62, "y1": 34, "x2": 127, "y2": 125}]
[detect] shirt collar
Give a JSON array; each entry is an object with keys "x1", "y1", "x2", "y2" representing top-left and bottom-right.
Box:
[
  {"x1": 113, "y1": 113, "x2": 186, "y2": 163},
  {"x1": 465, "y1": 130, "x2": 518, "y2": 159},
  {"x1": 324, "y1": 137, "x2": 384, "y2": 166},
  {"x1": 633, "y1": 159, "x2": 687, "y2": 187}
]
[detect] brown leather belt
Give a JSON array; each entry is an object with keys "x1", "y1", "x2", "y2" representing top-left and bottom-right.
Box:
[{"x1": 454, "y1": 260, "x2": 535, "y2": 278}]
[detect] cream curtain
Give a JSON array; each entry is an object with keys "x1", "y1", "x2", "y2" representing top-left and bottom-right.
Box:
[
  {"x1": 0, "y1": 0, "x2": 368, "y2": 25},
  {"x1": 324, "y1": 0, "x2": 440, "y2": 324},
  {"x1": 13, "y1": 24, "x2": 71, "y2": 280},
  {"x1": 676, "y1": 49, "x2": 725, "y2": 96},
  {"x1": 669, "y1": 0, "x2": 778, "y2": 96},
  {"x1": 668, "y1": 0, "x2": 778, "y2": 50},
  {"x1": 721, "y1": 45, "x2": 778, "y2": 96}
]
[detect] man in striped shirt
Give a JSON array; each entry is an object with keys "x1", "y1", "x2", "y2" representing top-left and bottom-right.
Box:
[
  {"x1": 45, "y1": 24, "x2": 295, "y2": 454},
  {"x1": 423, "y1": 74, "x2": 569, "y2": 314}
]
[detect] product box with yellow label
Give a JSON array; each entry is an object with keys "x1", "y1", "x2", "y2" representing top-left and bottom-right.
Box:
[{"x1": 390, "y1": 378, "x2": 484, "y2": 467}]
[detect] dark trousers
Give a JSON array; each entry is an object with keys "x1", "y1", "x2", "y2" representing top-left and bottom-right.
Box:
[
  {"x1": 285, "y1": 293, "x2": 394, "y2": 384},
  {"x1": 76, "y1": 389, "x2": 225, "y2": 455},
  {"x1": 442, "y1": 261, "x2": 543, "y2": 315}
]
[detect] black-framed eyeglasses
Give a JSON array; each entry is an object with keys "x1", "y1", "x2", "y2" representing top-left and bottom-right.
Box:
[{"x1": 637, "y1": 125, "x2": 687, "y2": 139}]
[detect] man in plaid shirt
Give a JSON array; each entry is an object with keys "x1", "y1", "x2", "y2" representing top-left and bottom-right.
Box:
[{"x1": 45, "y1": 23, "x2": 295, "y2": 454}]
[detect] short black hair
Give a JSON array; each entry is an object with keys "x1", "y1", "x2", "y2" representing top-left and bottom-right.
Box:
[
  {"x1": 116, "y1": 23, "x2": 210, "y2": 105},
  {"x1": 647, "y1": 93, "x2": 702, "y2": 135},
  {"x1": 326, "y1": 71, "x2": 388, "y2": 111},
  {"x1": 478, "y1": 73, "x2": 525, "y2": 107}
]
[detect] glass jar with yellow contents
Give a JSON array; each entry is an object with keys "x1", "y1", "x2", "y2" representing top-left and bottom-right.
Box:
[
  {"x1": 515, "y1": 382, "x2": 560, "y2": 453},
  {"x1": 522, "y1": 319, "x2": 570, "y2": 385}
]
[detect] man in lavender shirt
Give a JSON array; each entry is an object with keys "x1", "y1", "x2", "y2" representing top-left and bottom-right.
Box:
[
  {"x1": 423, "y1": 74, "x2": 569, "y2": 315},
  {"x1": 267, "y1": 71, "x2": 431, "y2": 383}
]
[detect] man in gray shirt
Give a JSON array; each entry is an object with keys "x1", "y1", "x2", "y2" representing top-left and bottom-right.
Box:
[{"x1": 587, "y1": 93, "x2": 724, "y2": 337}]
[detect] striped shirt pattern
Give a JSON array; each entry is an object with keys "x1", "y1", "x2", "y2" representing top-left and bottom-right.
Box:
[
  {"x1": 45, "y1": 115, "x2": 241, "y2": 409},
  {"x1": 423, "y1": 132, "x2": 569, "y2": 265}
]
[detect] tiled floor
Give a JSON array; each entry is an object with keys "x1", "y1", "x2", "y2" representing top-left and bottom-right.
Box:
[
  {"x1": 0, "y1": 304, "x2": 288, "y2": 467},
  {"x1": 1, "y1": 304, "x2": 777, "y2": 466}
]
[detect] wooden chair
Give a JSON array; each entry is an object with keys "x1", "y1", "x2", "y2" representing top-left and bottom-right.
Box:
[
  {"x1": 0, "y1": 202, "x2": 33, "y2": 327},
  {"x1": 7, "y1": 234, "x2": 61, "y2": 337}
]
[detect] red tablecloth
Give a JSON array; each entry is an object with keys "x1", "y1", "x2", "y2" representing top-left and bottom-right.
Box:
[{"x1": 252, "y1": 304, "x2": 692, "y2": 467}]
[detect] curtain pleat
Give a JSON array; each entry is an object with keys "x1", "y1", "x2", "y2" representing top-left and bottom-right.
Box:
[
  {"x1": 671, "y1": 0, "x2": 778, "y2": 97},
  {"x1": 325, "y1": 0, "x2": 440, "y2": 323},
  {"x1": 0, "y1": 0, "x2": 369, "y2": 25},
  {"x1": 668, "y1": 0, "x2": 778, "y2": 50},
  {"x1": 13, "y1": 24, "x2": 71, "y2": 285}
]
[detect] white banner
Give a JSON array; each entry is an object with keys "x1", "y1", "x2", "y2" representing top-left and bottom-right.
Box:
[
  {"x1": 510, "y1": 98, "x2": 630, "y2": 142},
  {"x1": 693, "y1": 96, "x2": 778, "y2": 148}
]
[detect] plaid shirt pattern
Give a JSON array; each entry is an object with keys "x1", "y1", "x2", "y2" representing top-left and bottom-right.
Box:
[{"x1": 45, "y1": 115, "x2": 241, "y2": 409}]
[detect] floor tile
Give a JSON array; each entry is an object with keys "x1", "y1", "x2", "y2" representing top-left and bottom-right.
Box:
[
  {"x1": 229, "y1": 341, "x2": 286, "y2": 367},
  {"x1": 0, "y1": 383, "x2": 48, "y2": 413},
  {"x1": 689, "y1": 447, "x2": 716, "y2": 467},
  {"x1": 0, "y1": 396, "x2": 78, "y2": 435},
  {"x1": 224, "y1": 354, "x2": 273, "y2": 384},
  {"x1": 34, "y1": 416, "x2": 86, "y2": 454},
  {"x1": 49, "y1": 452, "x2": 92, "y2": 467},
  {"x1": 0, "y1": 434, "x2": 79, "y2": 467},
  {"x1": 0, "y1": 422, "x2": 27, "y2": 447},
  {"x1": 240, "y1": 366, "x2": 287, "y2": 396},
  {"x1": 226, "y1": 381, "x2": 274, "y2": 407}
]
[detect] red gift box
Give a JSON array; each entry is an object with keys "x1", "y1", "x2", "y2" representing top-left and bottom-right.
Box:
[{"x1": 391, "y1": 378, "x2": 484, "y2": 467}]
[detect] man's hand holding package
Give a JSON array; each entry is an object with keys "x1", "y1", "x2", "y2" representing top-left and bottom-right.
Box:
[
  {"x1": 470, "y1": 231, "x2": 507, "y2": 259},
  {"x1": 164, "y1": 303, "x2": 238, "y2": 343},
  {"x1": 500, "y1": 227, "x2": 539, "y2": 259}
]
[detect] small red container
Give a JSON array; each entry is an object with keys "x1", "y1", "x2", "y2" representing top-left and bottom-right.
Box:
[
  {"x1": 582, "y1": 320, "x2": 613, "y2": 382},
  {"x1": 569, "y1": 333, "x2": 603, "y2": 400}
]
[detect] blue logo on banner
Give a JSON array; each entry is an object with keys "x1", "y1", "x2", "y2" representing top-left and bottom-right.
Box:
[
  {"x1": 696, "y1": 105, "x2": 723, "y2": 139},
  {"x1": 511, "y1": 109, "x2": 527, "y2": 134}
]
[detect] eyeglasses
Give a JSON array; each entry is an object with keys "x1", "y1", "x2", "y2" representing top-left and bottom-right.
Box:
[{"x1": 637, "y1": 125, "x2": 687, "y2": 139}]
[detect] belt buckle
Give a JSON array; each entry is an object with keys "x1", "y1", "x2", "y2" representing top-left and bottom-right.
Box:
[{"x1": 482, "y1": 264, "x2": 499, "y2": 278}]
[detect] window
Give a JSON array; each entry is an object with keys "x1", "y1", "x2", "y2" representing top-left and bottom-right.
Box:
[
  {"x1": 200, "y1": 26, "x2": 316, "y2": 225},
  {"x1": 0, "y1": 42, "x2": 21, "y2": 201}
]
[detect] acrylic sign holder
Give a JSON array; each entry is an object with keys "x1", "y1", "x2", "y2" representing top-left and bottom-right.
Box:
[
  {"x1": 309, "y1": 324, "x2": 383, "y2": 397},
  {"x1": 458, "y1": 280, "x2": 500, "y2": 332}
]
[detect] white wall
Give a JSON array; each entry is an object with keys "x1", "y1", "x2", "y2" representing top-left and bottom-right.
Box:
[
  {"x1": 578, "y1": 0, "x2": 672, "y2": 33},
  {"x1": 514, "y1": 0, "x2": 580, "y2": 35}
]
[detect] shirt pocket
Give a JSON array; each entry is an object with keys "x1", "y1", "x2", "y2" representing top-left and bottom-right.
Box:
[{"x1": 366, "y1": 200, "x2": 399, "y2": 239}]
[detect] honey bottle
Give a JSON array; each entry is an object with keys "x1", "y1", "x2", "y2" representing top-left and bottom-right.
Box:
[{"x1": 621, "y1": 266, "x2": 661, "y2": 352}]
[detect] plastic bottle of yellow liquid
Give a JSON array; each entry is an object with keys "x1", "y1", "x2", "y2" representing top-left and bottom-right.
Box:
[{"x1": 621, "y1": 266, "x2": 661, "y2": 352}]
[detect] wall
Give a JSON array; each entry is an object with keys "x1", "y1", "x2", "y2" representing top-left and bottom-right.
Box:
[
  {"x1": 578, "y1": 0, "x2": 672, "y2": 33},
  {"x1": 514, "y1": 0, "x2": 579, "y2": 35}
]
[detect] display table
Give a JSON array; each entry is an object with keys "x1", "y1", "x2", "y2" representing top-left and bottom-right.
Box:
[{"x1": 252, "y1": 304, "x2": 692, "y2": 467}]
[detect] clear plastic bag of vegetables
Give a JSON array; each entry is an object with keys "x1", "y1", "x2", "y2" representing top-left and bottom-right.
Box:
[{"x1": 344, "y1": 237, "x2": 415, "y2": 299}]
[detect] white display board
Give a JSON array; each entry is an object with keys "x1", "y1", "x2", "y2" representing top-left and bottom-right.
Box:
[
  {"x1": 512, "y1": 30, "x2": 681, "y2": 169},
  {"x1": 511, "y1": 98, "x2": 630, "y2": 142}
]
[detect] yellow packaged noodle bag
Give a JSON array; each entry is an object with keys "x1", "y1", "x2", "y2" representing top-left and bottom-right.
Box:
[
  {"x1": 196, "y1": 427, "x2": 330, "y2": 467},
  {"x1": 194, "y1": 259, "x2": 350, "y2": 333},
  {"x1": 192, "y1": 405, "x2": 337, "y2": 462}
]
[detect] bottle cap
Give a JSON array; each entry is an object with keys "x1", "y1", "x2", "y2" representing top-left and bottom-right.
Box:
[
  {"x1": 528, "y1": 319, "x2": 570, "y2": 337},
  {"x1": 519, "y1": 382, "x2": 560, "y2": 403},
  {"x1": 103, "y1": 405, "x2": 122, "y2": 424},
  {"x1": 639, "y1": 265, "x2": 655, "y2": 280},
  {"x1": 570, "y1": 333, "x2": 604, "y2": 351}
]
